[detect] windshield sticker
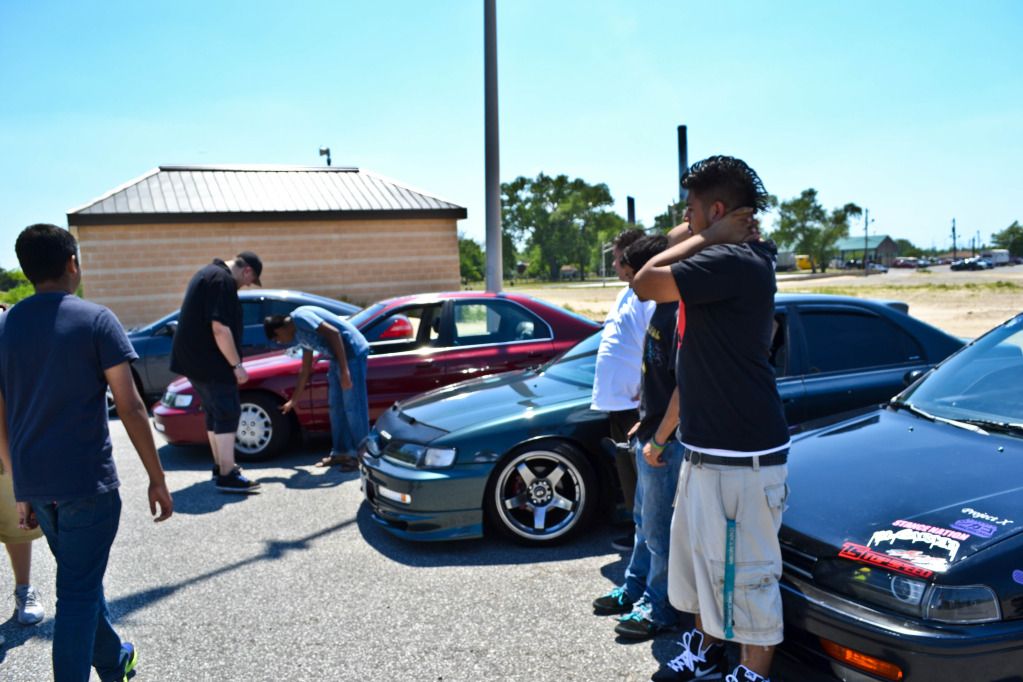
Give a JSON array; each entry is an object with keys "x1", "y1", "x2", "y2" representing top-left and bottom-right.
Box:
[
  {"x1": 892, "y1": 519, "x2": 969, "y2": 541},
  {"x1": 961, "y1": 508, "x2": 1013, "y2": 526},
  {"x1": 952, "y1": 518, "x2": 998, "y2": 538},
  {"x1": 839, "y1": 542, "x2": 934, "y2": 579},
  {"x1": 1013, "y1": 570, "x2": 1023, "y2": 586},
  {"x1": 867, "y1": 529, "x2": 959, "y2": 570}
]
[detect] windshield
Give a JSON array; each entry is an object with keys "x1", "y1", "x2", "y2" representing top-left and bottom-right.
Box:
[
  {"x1": 540, "y1": 331, "x2": 601, "y2": 384},
  {"x1": 899, "y1": 314, "x2": 1023, "y2": 427},
  {"x1": 347, "y1": 302, "x2": 387, "y2": 329}
]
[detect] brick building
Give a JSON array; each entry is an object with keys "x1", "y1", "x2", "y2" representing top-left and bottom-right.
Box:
[{"x1": 67, "y1": 165, "x2": 466, "y2": 327}]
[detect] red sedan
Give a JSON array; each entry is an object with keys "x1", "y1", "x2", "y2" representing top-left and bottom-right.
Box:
[{"x1": 152, "y1": 291, "x2": 600, "y2": 460}]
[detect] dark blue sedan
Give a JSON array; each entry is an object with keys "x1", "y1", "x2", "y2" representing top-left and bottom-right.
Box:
[
  {"x1": 127, "y1": 289, "x2": 359, "y2": 402},
  {"x1": 360, "y1": 294, "x2": 963, "y2": 545}
]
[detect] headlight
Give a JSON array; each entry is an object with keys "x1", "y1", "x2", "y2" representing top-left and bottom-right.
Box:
[
  {"x1": 815, "y1": 559, "x2": 927, "y2": 617},
  {"x1": 382, "y1": 443, "x2": 457, "y2": 468},
  {"x1": 162, "y1": 392, "x2": 193, "y2": 408},
  {"x1": 422, "y1": 447, "x2": 456, "y2": 468},
  {"x1": 925, "y1": 585, "x2": 1001, "y2": 624}
]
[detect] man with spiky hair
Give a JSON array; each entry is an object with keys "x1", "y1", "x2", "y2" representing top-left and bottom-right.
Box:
[
  {"x1": 634, "y1": 157, "x2": 789, "y2": 682},
  {"x1": 0, "y1": 223, "x2": 172, "y2": 681}
]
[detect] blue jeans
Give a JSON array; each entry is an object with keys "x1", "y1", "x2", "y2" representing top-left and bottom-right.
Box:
[
  {"x1": 328, "y1": 354, "x2": 369, "y2": 455},
  {"x1": 31, "y1": 490, "x2": 125, "y2": 682},
  {"x1": 622, "y1": 439, "x2": 683, "y2": 625}
]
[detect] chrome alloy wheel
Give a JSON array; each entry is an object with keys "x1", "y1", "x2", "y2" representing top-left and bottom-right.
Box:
[{"x1": 492, "y1": 449, "x2": 588, "y2": 542}]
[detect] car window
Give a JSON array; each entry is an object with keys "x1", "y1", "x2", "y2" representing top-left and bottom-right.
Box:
[
  {"x1": 265, "y1": 299, "x2": 299, "y2": 317},
  {"x1": 451, "y1": 300, "x2": 551, "y2": 346},
  {"x1": 241, "y1": 300, "x2": 264, "y2": 326},
  {"x1": 363, "y1": 305, "x2": 439, "y2": 353},
  {"x1": 801, "y1": 309, "x2": 924, "y2": 374},
  {"x1": 770, "y1": 312, "x2": 789, "y2": 378}
]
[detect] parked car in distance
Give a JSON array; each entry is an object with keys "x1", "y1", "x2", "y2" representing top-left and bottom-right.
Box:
[
  {"x1": 128, "y1": 289, "x2": 360, "y2": 403},
  {"x1": 951, "y1": 257, "x2": 994, "y2": 271},
  {"x1": 774, "y1": 312, "x2": 1023, "y2": 681},
  {"x1": 892, "y1": 257, "x2": 920, "y2": 268},
  {"x1": 867, "y1": 262, "x2": 889, "y2": 273},
  {"x1": 358, "y1": 294, "x2": 964, "y2": 545},
  {"x1": 153, "y1": 292, "x2": 601, "y2": 460}
]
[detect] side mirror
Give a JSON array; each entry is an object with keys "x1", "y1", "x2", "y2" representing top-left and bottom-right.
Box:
[
  {"x1": 157, "y1": 321, "x2": 178, "y2": 337},
  {"x1": 903, "y1": 368, "x2": 925, "y2": 386}
]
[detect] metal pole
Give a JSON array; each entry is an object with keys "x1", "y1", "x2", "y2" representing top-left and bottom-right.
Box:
[
  {"x1": 677, "y1": 125, "x2": 689, "y2": 202},
  {"x1": 484, "y1": 0, "x2": 503, "y2": 293},
  {"x1": 864, "y1": 208, "x2": 869, "y2": 276},
  {"x1": 627, "y1": 196, "x2": 635, "y2": 224},
  {"x1": 951, "y1": 218, "x2": 957, "y2": 261}
]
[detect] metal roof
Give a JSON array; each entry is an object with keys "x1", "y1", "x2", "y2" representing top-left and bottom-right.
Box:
[
  {"x1": 834, "y1": 235, "x2": 894, "y2": 251},
  {"x1": 68, "y1": 165, "x2": 467, "y2": 225}
]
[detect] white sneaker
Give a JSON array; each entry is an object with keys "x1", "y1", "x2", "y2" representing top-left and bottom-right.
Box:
[{"x1": 15, "y1": 585, "x2": 44, "y2": 625}]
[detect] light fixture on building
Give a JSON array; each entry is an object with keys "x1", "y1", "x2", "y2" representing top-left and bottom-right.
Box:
[{"x1": 319, "y1": 147, "x2": 331, "y2": 167}]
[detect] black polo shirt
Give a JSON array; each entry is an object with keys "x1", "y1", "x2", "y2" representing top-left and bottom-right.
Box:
[
  {"x1": 170, "y1": 259, "x2": 242, "y2": 384},
  {"x1": 670, "y1": 240, "x2": 789, "y2": 453}
]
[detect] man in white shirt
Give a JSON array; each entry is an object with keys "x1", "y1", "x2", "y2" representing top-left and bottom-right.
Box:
[{"x1": 591, "y1": 228, "x2": 655, "y2": 552}]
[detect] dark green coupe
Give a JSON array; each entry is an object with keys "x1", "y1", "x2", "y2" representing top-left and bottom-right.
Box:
[{"x1": 359, "y1": 294, "x2": 963, "y2": 545}]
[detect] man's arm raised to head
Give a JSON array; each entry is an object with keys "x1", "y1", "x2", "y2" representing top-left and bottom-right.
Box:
[{"x1": 633, "y1": 209, "x2": 758, "y2": 302}]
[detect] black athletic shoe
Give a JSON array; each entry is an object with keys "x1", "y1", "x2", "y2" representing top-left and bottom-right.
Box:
[
  {"x1": 215, "y1": 466, "x2": 261, "y2": 494},
  {"x1": 611, "y1": 533, "x2": 635, "y2": 552},
  {"x1": 651, "y1": 629, "x2": 724, "y2": 681},
  {"x1": 615, "y1": 606, "x2": 673, "y2": 640},
  {"x1": 593, "y1": 586, "x2": 635, "y2": 616}
]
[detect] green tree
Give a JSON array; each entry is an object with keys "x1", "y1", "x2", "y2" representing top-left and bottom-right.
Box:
[
  {"x1": 502, "y1": 173, "x2": 617, "y2": 280},
  {"x1": 652, "y1": 199, "x2": 687, "y2": 232},
  {"x1": 992, "y1": 220, "x2": 1023, "y2": 257},
  {"x1": 457, "y1": 234, "x2": 485, "y2": 283},
  {"x1": 769, "y1": 189, "x2": 860, "y2": 273},
  {"x1": 0, "y1": 268, "x2": 32, "y2": 306},
  {"x1": 894, "y1": 238, "x2": 923, "y2": 258}
]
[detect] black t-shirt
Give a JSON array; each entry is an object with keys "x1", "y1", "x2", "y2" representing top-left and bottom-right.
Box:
[
  {"x1": 170, "y1": 260, "x2": 242, "y2": 383},
  {"x1": 670, "y1": 240, "x2": 789, "y2": 453},
  {"x1": 637, "y1": 301, "x2": 679, "y2": 443}
]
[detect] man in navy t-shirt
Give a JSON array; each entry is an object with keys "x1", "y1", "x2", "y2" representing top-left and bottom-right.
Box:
[
  {"x1": 634, "y1": 157, "x2": 788, "y2": 682},
  {"x1": 0, "y1": 224, "x2": 172, "y2": 681},
  {"x1": 263, "y1": 306, "x2": 370, "y2": 471}
]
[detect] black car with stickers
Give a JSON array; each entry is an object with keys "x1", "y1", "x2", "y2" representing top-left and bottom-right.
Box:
[{"x1": 775, "y1": 313, "x2": 1023, "y2": 681}]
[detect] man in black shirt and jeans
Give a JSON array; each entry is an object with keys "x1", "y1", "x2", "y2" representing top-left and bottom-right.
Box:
[
  {"x1": 171, "y1": 253, "x2": 263, "y2": 493},
  {"x1": 634, "y1": 157, "x2": 788, "y2": 682}
]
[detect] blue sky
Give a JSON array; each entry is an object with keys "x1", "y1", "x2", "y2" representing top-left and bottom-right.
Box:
[{"x1": 1, "y1": 1, "x2": 1021, "y2": 269}]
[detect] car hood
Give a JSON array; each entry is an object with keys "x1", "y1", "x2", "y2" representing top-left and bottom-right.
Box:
[
  {"x1": 781, "y1": 407, "x2": 1023, "y2": 575},
  {"x1": 398, "y1": 368, "x2": 592, "y2": 433},
  {"x1": 165, "y1": 350, "x2": 301, "y2": 394}
]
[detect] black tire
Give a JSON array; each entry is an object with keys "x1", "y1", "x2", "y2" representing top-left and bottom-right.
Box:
[
  {"x1": 485, "y1": 442, "x2": 597, "y2": 545},
  {"x1": 234, "y1": 392, "x2": 291, "y2": 462}
]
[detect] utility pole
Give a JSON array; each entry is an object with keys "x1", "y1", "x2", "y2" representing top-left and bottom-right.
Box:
[
  {"x1": 627, "y1": 196, "x2": 636, "y2": 225},
  {"x1": 483, "y1": 0, "x2": 502, "y2": 293},
  {"x1": 951, "y1": 218, "x2": 957, "y2": 261},
  {"x1": 863, "y1": 208, "x2": 870, "y2": 276}
]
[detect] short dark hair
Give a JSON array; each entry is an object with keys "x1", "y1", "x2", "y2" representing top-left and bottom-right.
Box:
[
  {"x1": 623, "y1": 234, "x2": 668, "y2": 271},
  {"x1": 613, "y1": 228, "x2": 645, "y2": 251},
  {"x1": 15, "y1": 224, "x2": 79, "y2": 284},
  {"x1": 682, "y1": 156, "x2": 769, "y2": 213},
  {"x1": 263, "y1": 314, "x2": 291, "y2": 341}
]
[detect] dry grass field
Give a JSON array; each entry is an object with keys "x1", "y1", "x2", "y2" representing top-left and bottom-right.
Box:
[{"x1": 510, "y1": 264, "x2": 1023, "y2": 338}]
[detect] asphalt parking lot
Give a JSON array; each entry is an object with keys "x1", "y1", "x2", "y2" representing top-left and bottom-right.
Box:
[{"x1": 0, "y1": 422, "x2": 677, "y2": 682}]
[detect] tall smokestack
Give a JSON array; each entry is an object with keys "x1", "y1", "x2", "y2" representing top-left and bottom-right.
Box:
[
  {"x1": 677, "y1": 125, "x2": 688, "y2": 202},
  {"x1": 627, "y1": 196, "x2": 635, "y2": 224}
]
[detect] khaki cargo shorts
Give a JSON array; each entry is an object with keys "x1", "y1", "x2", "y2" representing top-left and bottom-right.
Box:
[
  {"x1": 0, "y1": 470, "x2": 43, "y2": 545},
  {"x1": 667, "y1": 454, "x2": 788, "y2": 646}
]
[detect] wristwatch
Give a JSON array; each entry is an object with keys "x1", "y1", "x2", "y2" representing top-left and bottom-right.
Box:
[{"x1": 233, "y1": 363, "x2": 244, "y2": 369}]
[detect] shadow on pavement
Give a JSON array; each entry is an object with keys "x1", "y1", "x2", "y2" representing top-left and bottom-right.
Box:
[
  {"x1": 104, "y1": 515, "x2": 357, "y2": 622},
  {"x1": 356, "y1": 500, "x2": 626, "y2": 567}
]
